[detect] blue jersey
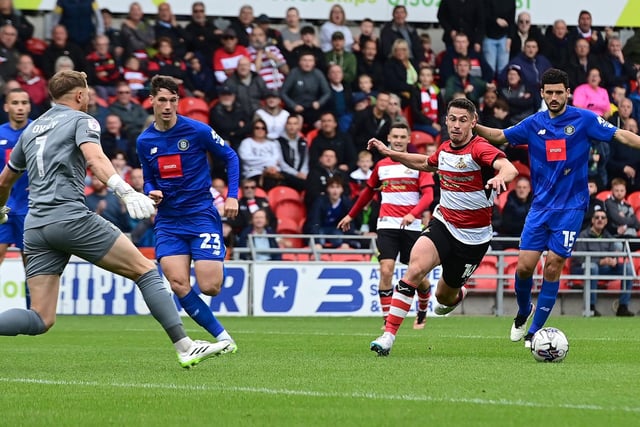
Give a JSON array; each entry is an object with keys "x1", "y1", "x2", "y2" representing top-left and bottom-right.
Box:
[
  {"x1": 503, "y1": 106, "x2": 617, "y2": 211},
  {"x1": 137, "y1": 115, "x2": 240, "y2": 218},
  {"x1": 0, "y1": 121, "x2": 30, "y2": 215}
]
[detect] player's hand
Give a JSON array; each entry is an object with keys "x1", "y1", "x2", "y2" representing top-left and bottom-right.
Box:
[
  {"x1": 367, "y1": 138, "x2": 389, "y2": 156},
  {"x1": 149, "y1": 190, "x2": 164, "y2": 205},
  {"x1": 486, "y1": 176, "x2": 508, "y2": 194},
  {"x1": 401, "y1": 214, "x2": 415, "y2": 228},
  {"x1": 122, "y1": 191, "x2": 156, "y2": 219},
  {"x1": 0, "y1": 206, "x2": 10, "y2": 224},
  {"x1": 337, "y1": 215, "x2": 352, "y2": 232},
  {"x1": 224, "y1": 197, "x2": 239, "y2": 219}
]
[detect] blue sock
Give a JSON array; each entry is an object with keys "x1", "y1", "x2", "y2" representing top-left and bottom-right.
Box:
[
  {"x1": 529, "y1": 279, "x2": 560, "y2": 333},
  {"x1": 514, "y1": 274, "x2": 533, "y2": 316},
  {"x1": 178, "y1": 289, "x2": 225, "y2": 338}
]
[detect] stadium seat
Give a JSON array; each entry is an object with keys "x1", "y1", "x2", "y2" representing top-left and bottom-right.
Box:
[
  {"x1": 277, "y1": 217, "x2": 301, "y2": 234},
  {"x1": 410, "y1": 131, "x2": 435, "y2": 154},
  {"x1": 596, "y1": 190, "x2": 611, "y2": 202},
  {"x1": 321, "y1": 251, "x2": 370, "y2": 262},
  {"x1": 306, "y1": 128, "x2": 319, "y2": 146},
  {"x1": 512, "y1": 161, "x2": 530, "y2": 178},
  {"x1": 178, "y1": 97, "x2": 210, "y2": 123},
  {"x1": 627, "y1": 191, "x2": 640, "y2": 213},
  {"x1": 275, "y1": 200, "x2": 307, "y2": 226},
  {"x1": 467, "y1": 256, "x2": 498, "y2": 289},
  {"x1": 494, "y1": 189, "x2": 510, "y2": 213},
  {"x1": 268, "y1": 186, "x2": 302, "y2": 210}
]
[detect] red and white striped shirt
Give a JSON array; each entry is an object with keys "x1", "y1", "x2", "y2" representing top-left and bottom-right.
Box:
[
  {"x1": 427, "y1": 136, "x2": 504, "y2": 244},
  {"x1": 248, "y1": 46, "x2": 287, "y2": 90}
]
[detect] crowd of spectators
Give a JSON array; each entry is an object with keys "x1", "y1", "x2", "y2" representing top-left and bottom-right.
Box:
[{"x1": 4, "y1": 1, "x2": 640, "y2": 266}]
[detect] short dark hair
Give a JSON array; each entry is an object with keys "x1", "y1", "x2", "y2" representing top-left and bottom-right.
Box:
[
  {"x1": 541, "y1": 68, "x2": 569, "y2": 89},
  {"x1": 150, "y1": 75, "x2": 179, "y2": 96},
  {"x1": 326, "y1": 175, "x2": 344, "y2": 189},
  {"x1": 300, "y1": 25, "x2": 315, "y2": 36},
  {"x1": 389, "y1": 122, "x2": 410, "y2": 134},
  {"x1": 447, "y1": 97, "x2": 477, "y2": 116}
]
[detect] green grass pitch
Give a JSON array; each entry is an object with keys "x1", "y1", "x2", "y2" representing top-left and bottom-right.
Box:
[{"x1": 0, "y1": 315, "x2": 638, "y2": 426}]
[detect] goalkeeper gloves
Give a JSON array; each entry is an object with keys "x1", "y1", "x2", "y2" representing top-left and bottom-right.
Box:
[
  {"x1": 0, "y1": 206, "x2": 10, "y2": 224},
  {"x1": 106, "y1": 174, "x2": 156, "y2": 219}
]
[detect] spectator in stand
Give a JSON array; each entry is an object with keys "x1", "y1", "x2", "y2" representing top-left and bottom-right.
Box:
[
  {"x1": 86, "y1": 35, "x2": 121, "y2": 100},
  {"x1": 228, "y1": 4, "x2": 254, "y2": 48},
  {"x1": 573, "y1": 68, "x2": 611, "y2": 118},
  {"x1": 281, "y1": 7, "x2": 308, "y2": 55},
  {"x1": 509, "y1": 12, "x2": 545, "y2": 59},
  {"x1": 351, "y1": 91, "x2": 391, "y2": 156},
  {"x1": 437, "y1": 0, "x2": 485, "y2": 51},
  {"x1": 623, "y1": 28, "x2": 640, "y2": 68},
  {"x1": 356, "y1": 39, "x2": 384, "y2": 91},
  {"x1": 41, "y1": 24, "x2": 87, "y2": 79},
  {"x1": 255, "y1": 91, "x2": 289, "y2": 140},
  {"x1": 325, "y1": 31, "x2": 357, "y2": 86},
  {"x1": 572, "y1": 212, "x2": 635, "y2": 317},
  {"x1": 498, "y1": 176, "x2": 532, "y2": 240},
  {"x1": 281, "y1": 51, "x2": 331, "y2": 129},
  {"x1": 384, "y1": 39, "x2": 419, "y2": 107},
  {"x1": 411, "y1": 67, "x2": 444, "y2": 138},
  {"x1": 48, "y1": 0, "x2": 104, "y2": 53},
  {"x1": 310, "y1": 112, "x2": 357, "y2": 173},
  {"x1": 237, "y1": 118, "x2": 284, "y2": 189},
  {"x1": 482, "y1": 0, "x2": 515, "y2": 79},
  {"x1": 568, "y1": 10, "x2": 606, "y2": 57},
  {"x1": 110, "y1": 150, "x2": 132, "y2": 181},
  {"x1": 121, "y1": 55, "x2": 149, "y2": 101},
  {"x1": 352, "y1": 74, "x2": 378, "y2": 107},
  {"x1": 14, "y1": 53, "x2": 48, "y2": 118},
  {"x1": 587, "y1": 137, "x2": 609, "y2": 192},
  {"x1": 600, "y1": 36, "x2": 636, "y2": 93},
  {"x1": 127, "y1": 167, "x2": 155, "y2": 248},
  {"x1": 100, "y1": 8, "x2": 123, "y2": 61},
  {"x1": 289, "y1": 26, "x2": 327, "y2": 73},
  {"x1": 254, "y1": 14, "x2": 283, "y2": 51},
  {"x1": 352, "y1": 18, "x2": 378, "y2": 55},
  {"x1": 0, "y1": 24, "x2": 18, "y2": 83},
  {"x1": 607, "y1": 118, "x2": 640, "y2": 192},
  {"x1": 304, "y1": 148, "x2": 350, "y2": 210},
  {"x1": 502, "y1": 38, "x2": 552, "y2": 97},
  {"x1": 208, "y1": 85, "x2": 250, "y2": 150},
  {"x1": 582, "y1": 178, "x2": 606, "y2": 230},
  {"x1": 225, "y1": 56, "x2": 268, "y2": 118},
  {"x1": 445, "y1": 56, "x2": 494, "y2": 106},
  {"x1": 85, "y1": 174, "x2": 131, "y2": 233},
  {"x1": 213, "y1": 28, "x2": 251, "y2": 85},
  {"x1": 185, "y1": 55, "x2": 216, "y2": 101},
  {"x1": 606, "y1": 177, "x2": 640, "y2": 238},
  {"x1": 120, "y1": 2, "x2": 155, "y2": 61},
  {"x1": 248, "y1": 25, "x2": 289, "y2": 91},
  {"x1": 418, "y1": 33, "x2": 437, "y2": 70},
  {"x1": 498, "y1": 64, "x2": 536, "y2": 126},
  {"x1": 276, "y1": 114, "x2": 309, "y2": 191},
  {"x1": 565, "y1": 37, "x2": 601, "y2": 90},
  {"x1": 543, "y1": 19, "x2": 571, "y2": 69},
  {"x1": 228, "y1": 178, "x2": 276, "y2": 238},
  {"x1": 320, "y1": 4, "x2": 353, "y2": 53},
  {"x1": 326, "y1": 63, "x2": 353, "y2": 133},
  {"x1": 304, "y1": 176, "x2": 356, "y2": 248},
  {"x1": 53, "y1": 55, "x2": 74, "y2": 74},
  {"x1": 86, "y1": 86, "x2": 109, "y2": 128},
  {"x1": 108, "y1": 81, "x2": 149, "y2": 140},
  {"x1": 380, "y1": 5, "x2": 423, "y2": 64},
  {"x1": 153, "y1": 2, "x2": 187, "y2": 59},
  {"x1": 235, "y1": 208, "x2": 281, "y2": 261},
  {"x1": 185, "y1": 2, "x2": 221, "y2": 63},
  {"x1": 348, "y1": 150, "x2": 373, "y2": 199},
  {"x1": 101, "y1": 114, "x2": 137, "y2": 166},
  {"x1": 0, "y1": 0, "x2": 34, "y2": 52},
  {"x1": 609, "y1": 97, "x2": 633, "y2": 128},
  {"x1": 386, "y1": 93, "x2": 409, "y2": 127},
  {"x1": 479, "y1": 89, "x2": 505, "y2": 128},
  {"x1": 438, "y1": 32, "x2": 494, "y2": 85},
  {"x1": 147, "y1": 37, "x2": 188, "y2": 93}
]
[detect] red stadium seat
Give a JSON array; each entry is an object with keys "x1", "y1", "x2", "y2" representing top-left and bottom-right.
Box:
[
  {"x1": 467, "y1": 256, "x2": 498, "y2": 289},
  {"x1": 596, "y1": 190, "x2": 611, "y2": 202},
  {"x1": 275, "y1": 200, "x2": 307, "y2": 226},
  {"x1": 277, "y1": 217, "x2": 301, "y2": 234},
  {"x1": 410, "y1": 131, "x2": 435, "y2": 154},
  {"x1": 267, "y1": 186, "x2": 302, "y2": 210},
  {"x1": 627, "y1": 191, "x2": 640, "y2": 213},
  {"x1": 178, "y1": 97, "x2": 210, "y2": 123},
  {"x1": 495, "y1": 189, "x2": 510, "y2": 213}
]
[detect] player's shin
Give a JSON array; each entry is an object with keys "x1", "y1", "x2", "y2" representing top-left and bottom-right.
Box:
[{"x1": 384, "y1": 280, "x2": 417, "y2": 335}]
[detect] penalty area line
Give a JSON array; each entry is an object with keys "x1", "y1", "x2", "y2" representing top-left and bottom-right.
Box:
[{"x1": 1, "y1": 377, "x2": 639, "y2": 413}]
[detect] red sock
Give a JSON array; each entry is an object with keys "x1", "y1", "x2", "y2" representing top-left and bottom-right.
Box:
[
  {"x1": 378, "y1": 289, "x2": 393, "y2": 321},
  {"x1": 417, "y1": 288, "x2": 431, "y2": 312},
  {"x1": 385, "y1": 280, "x2": 417, "y2": 335}
]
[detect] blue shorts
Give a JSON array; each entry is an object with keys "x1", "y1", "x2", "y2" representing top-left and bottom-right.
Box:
[
  {"x1": 0, "y1": 214, "x2": 26, "y2": 250},
  {"x1": 519, "y1": 208, "x2": 584, "y2": 258},
  {"x1": 154, "y1": 206, "x2": 226, "y2": 261}
]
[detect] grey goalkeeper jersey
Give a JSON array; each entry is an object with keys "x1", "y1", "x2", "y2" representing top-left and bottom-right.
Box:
[{"x1": 9, "y1": 104, "x2": 102, "y2": 229}]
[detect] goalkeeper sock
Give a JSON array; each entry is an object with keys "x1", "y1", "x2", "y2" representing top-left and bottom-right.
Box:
[
  {"x1": 0, "y1": 308, "x2": 47, "y2": 335},
  {"x1": 529, "y1": 279, "x2": 560, "y2": 333},
  {"x1": 136, "y1": 270, "x2": 187, "y2": 344},
  {"x1": 178, "y1": 289, "x2": 225, "y2": 338},
  {"x1": 514, "y1": 274, "x2": 533, "y2": 316}
]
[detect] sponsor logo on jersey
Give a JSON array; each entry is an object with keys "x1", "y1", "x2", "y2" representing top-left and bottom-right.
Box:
[
  {"x1": 537, "y1": 129, "x2": 546, "y2": 135},
  {"x1": 564, "y1": 125, "x2": 575, "y2": 135},
  {"x1": 87, "y1": 118, "x2": 101, "y2": 132},
  {"x1": 0, "y1": 140, "x2": 7, "y2": 145},
  {"x1": 596, "y1": 116, "x2": 615, "y2": 128},
  {"x1": 455, "y1": 158, "x2": 467, "y2": 169},
  {"x1": 151, "y1": 147, "x2": 157, "y2": 154},
  {"x1": 178, "y1": 139, "x2": 189, "y2": 151}
]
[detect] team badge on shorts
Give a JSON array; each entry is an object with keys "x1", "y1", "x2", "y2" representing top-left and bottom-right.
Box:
[
  {"x1": 564, "y1": 125, "x2": 575, "y2": 135},
  {"x1": 178, "y1": 139, "x2": 189, "y2": 151}
]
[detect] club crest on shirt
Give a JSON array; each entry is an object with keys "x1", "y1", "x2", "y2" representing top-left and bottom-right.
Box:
[
  {"x1": 564, "y1": 125, "x2": 575, "y2": 135},
  {"x1": 455, "y1": 158, "x2": 467, "y2": 169},
  {"x1": 177, "y1": 139, "x2": 189, "y2": 151}
]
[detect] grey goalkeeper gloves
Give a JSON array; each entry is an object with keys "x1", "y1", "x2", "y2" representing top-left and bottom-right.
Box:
[{"x1": 106, "y1": 175, "x2": 156, "y2": 219}]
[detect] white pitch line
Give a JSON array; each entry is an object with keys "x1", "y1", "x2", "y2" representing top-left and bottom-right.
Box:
[{"x1": 1, "y1": 377, "x2": 639, "y2": 413}]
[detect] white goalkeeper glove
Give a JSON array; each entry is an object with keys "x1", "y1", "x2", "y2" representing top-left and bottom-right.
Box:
[
  {"x1": 107, "y1": 175, "x2": 156, "y2": 219},
  {"x1": 0, "y1": 206, "x2": 10, "y2": 224}
]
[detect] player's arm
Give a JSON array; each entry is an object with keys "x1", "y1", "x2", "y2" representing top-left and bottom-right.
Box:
[
  {"x1": 206, "y1": 128, "x2": 240, "y2": 218},
  {"x1": 0, "y1": 165, "x2": 22, "y2": 223},
  {"x1": 80, "y1": 142, "x2": 155, "y2": 219},
  {"x1": 367, "y1": 138, "x2": 437, "y2": 172},
  {"x1": 474, "y1": 124, "x2": 508, "y2": 145},
  {"x1": 613, "y1": 128, "x2": 640, "y2": 150},
  {"x1": 487, "y1": 157, "x2": 519, "y2": 194}
]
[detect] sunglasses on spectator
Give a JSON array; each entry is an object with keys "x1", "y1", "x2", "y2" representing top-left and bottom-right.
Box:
[
  {"x1": 118, "y1": 90, "x2": 131, "y2": 94},
  {"x1": 243, "y1": 185, "x2": 256, "y2": 189},
  {"x1": 193, "y1": 9, "x2": 204, "y2": 13}
]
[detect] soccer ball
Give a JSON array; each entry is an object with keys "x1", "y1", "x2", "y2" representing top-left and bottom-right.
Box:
[{"x1": 530, "y1": 327, "x2": 569, "y2": 362}]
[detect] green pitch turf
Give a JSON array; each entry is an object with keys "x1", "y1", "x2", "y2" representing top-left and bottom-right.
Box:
[{"x1": 0, "y1": 315, "x2": 638, "y2": 427}]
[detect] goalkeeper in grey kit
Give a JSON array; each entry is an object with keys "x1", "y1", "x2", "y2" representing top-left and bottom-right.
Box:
[{"x1": 0, "y1": 70, "x2": 228, "y2": 368}]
